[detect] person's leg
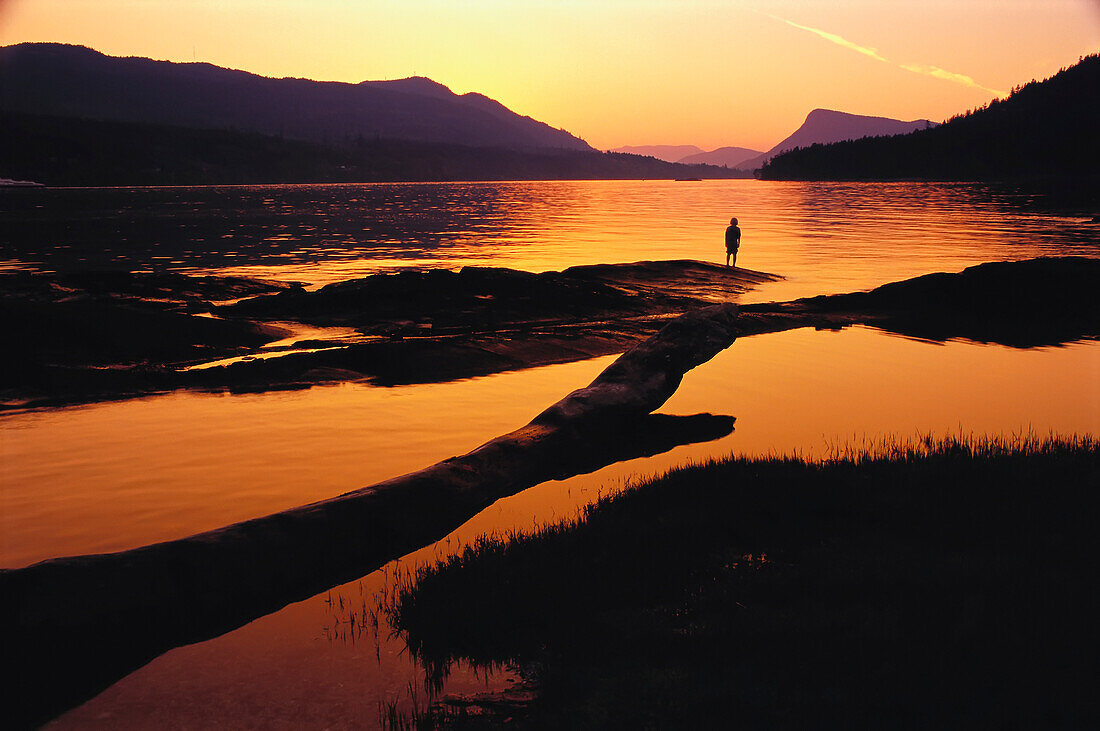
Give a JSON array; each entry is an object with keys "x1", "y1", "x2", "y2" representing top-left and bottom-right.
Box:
[
  {"x1": 731, "y1": 251, "x2": 737, "y2": 268},
  {"x1": 725, "y1": 252, "x2": 731, "y2": 266}
]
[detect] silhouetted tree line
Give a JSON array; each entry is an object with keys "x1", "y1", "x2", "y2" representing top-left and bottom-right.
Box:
[
  {"x1": 759, "y1": 54, "x2": 1099, "y2": 185},
  {"x1": 0, "y1": 111, "x2": 748, "y2": 186}
]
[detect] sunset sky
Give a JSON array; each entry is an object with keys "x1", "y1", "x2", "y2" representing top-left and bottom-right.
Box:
[{"x1": 1, "y1": 0, "x2": 1096, "y2": 151}]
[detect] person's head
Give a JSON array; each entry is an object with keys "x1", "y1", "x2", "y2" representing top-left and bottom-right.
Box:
[{"x1": 730, "y1": 217, "x2": 738, "y2": 226}]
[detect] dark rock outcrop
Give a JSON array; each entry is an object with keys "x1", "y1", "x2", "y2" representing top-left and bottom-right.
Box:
[
  {"x1": 740, "y1": 256, "x2": 1100, "y2": 347},
  {"x1": 4, "y1": 257, "x2": 1096, "y2": 412},
  {"x1": 2, "y1": 261, "x2": 777, "y2": 408},
  {"x1": 0, "y1": 272, "x2": 292, "y2": 406},
  {"x1": 219, "y1": 260, "x2": 772, "y2": 332}
]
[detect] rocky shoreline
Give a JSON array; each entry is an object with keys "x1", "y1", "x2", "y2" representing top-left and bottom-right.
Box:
[
  {"x1": 3, "y1": 257, "x2": 1097, "y2": 411},
  {"x1": 1, "y1": 260, "x2": 778, "y2": 409}
]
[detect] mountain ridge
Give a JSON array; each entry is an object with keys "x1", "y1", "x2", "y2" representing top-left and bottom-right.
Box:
[
  {"x1": 676, "y1": 146, "x2": 763, "y2": 168},
  {"x1": 612, "y1": 110, "x2": 934, "y2": 170},
  {"x1": 737, "y1": 109, "x2": 936, "y2": 170},
  {"x1": 0, "y1": 42, "x2": 594, "y2": 152}
]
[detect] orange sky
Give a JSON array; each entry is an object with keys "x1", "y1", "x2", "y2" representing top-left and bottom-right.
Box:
[{"x1": 1, "y1": 0, "x2": 1096, "y2": 151}]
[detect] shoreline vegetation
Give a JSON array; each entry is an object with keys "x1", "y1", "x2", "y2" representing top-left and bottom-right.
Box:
[
  {"x1": 2, "y1": 256, "x2": 1097, "y2": 411},
  {"x1": 384, "y1": 433, "x2": 1099, "y2": 729}
]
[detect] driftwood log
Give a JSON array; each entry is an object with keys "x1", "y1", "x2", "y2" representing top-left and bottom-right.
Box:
[{"x1": 1, "y1": 302, "x2": 741, "y2": 728}]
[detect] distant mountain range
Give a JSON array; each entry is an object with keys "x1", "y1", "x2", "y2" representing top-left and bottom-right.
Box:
[
  {"x1": 0, "y1": 43, "x2": 757, "y2": 183},
  {"x1": 608, "y1": 145, "x2": 763, "y2": 168},
  {"x1": 676, "y1": 146, "x2": 764, "y2": 168},
  {"x1": 0, "y1": 43, "x2": 593, "y2": 152},
  {"x1": 20, "y1": 40, "x2": 1068, "y2": 187},
  {"x1": 759, "y1": 54, "x2": 1099, "y2": 183},
  {"x1": 613, "y1": 111, "x2": 935, "y2": 171}
]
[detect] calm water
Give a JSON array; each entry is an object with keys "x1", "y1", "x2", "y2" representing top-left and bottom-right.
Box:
[
  {"x1": 1, "y1": 180, "x2": 1098, "y2": 726},
  {"x1": 3, "y1": 180, "x2": 1096, "y2": 299}
]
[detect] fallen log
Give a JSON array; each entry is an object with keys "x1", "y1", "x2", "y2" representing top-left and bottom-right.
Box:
[{"x1": 0, "y1": 302, "x2": 741, "y2": 728}]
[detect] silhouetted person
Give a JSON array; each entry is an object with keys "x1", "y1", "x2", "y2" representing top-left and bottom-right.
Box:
[{"x1": 725, "y1": 217, "x2": 741, "y2": 267}]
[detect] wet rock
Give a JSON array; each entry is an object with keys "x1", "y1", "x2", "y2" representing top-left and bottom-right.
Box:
[
  {"x1": 0, "y1": 297, "x2": 283, "y2": 367},
  {"x1": 0, "y1": 271, "x2": 294, "y2": 405},
  {"x1": 220, "y1": 260, "x2": 775, "y2": 333},
  {"x1": 2, "y1": 261, "x2": 776, "y2": 409},
  {"x1": 0, "y1": 270, "x2": 293, "y2": 309},
  {"x1": 6, "y1": 257, "x2": 1095, "y2": 411},
  {"x1": 740, "y1": 256, "x2": 1100, "y2": 347}
]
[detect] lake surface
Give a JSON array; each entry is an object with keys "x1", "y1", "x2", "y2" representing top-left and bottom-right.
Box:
[
  {"x1": 1, "y1": 180, "x2": 1097, "y2": 726},
  {"x1": 4, "y1": 180, "x2": 1096, "y2": 299}
]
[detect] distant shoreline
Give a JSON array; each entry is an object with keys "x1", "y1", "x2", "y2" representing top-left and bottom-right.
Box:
[{"x1": 0, "y1": 109, "x2": 750, "y2": 188}]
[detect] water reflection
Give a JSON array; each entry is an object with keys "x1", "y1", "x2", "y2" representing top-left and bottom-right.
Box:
[
  {"x1": 3, "y1": 181, "x2": 1096, "y2": 296},
  {"x1": 40, "y1": 326, "x2": 1099, "y2": 729},
  {"x1": 7, "y1": 402, "x2": 731, "y2": 726}
]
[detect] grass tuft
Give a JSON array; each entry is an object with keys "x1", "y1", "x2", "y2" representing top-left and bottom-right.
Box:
[{"x1": 384, "y1": 433, "x2": 1098, "y2": 728}]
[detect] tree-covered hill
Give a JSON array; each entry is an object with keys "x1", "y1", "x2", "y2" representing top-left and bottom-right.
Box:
[{"x1": 759, "y1": 54, "x2": 1099, "y2": 183}]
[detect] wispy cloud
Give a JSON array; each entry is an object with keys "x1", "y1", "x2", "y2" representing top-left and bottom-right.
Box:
[
  {"x1": 900, "y1": 64, "x2": 1006, "y2": 96},
  {"x1": 770, "y1": 15, "x2": 889, "y2": 65},
  {"x1": 763, "y1": 12, "x2": 1006, "y2": 97}
]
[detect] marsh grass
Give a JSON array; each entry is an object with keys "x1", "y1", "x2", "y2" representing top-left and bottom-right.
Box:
[{"x1": 384, "y1": 433, "x2": 1098, "y2": 729}]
